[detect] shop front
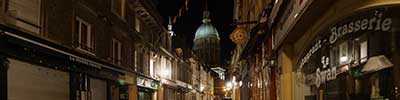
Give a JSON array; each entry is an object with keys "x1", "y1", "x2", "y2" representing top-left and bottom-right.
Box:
[
  {"x1": 159, "y1": 78, "x2": 178, "y2": 100},
  {"x1": 176, "y1": 80, "x2": 192, "y2": 100},
  {"x1": 297, "y1": 6, "x2": 400, "y2": 100},
  {"x1": 7, "y1": 58, "x2": 70, "y2": 100},
  {"x1": 0, "y1": 25, "x2": 130, "y2": 100},
  {"x1": 137, "y1": 75, "x2": 159, "y2": 100}
]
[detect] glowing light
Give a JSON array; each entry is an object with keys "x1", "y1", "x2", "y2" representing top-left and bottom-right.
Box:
[
  {"x1": 200, "y1": 85, "x2": 205, "y2": 92},
  {"x1": 118, "y1": 79, "x2": 125, "y2": 85},
  {"x1": 226, "y1": 82, "x2": 232, "y2": 90},
  {"x1": 294, "y1": 13, "x2": 299, "y2": 18},
  {"x1": 340, "y1": 56, "x2": 348, "y2": 62}
]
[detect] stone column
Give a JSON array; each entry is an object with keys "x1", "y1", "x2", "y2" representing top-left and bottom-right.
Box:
[
  {"x1": 279, "y1": 45, "x2": 294, "y2": 100},
  {"x1": 128, "y1": 85, "x2": 137, "y2": 100},
  {"x1": 0, "y1": 55, "x2": 9, "y2": 100}
]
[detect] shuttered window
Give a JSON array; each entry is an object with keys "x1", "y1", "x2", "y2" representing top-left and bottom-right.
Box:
[{"x1": 7, "y1": 0, "x2": 41, "y2": 34}]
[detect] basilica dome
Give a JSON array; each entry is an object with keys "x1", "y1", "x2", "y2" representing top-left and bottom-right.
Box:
[{"x1": 194, "y1": 22, "x2": 220, "y2": 40}]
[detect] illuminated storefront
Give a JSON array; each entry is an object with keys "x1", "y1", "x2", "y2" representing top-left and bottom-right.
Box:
[
  {"x1": 297, "y1": 6, "x2": 400, "y2": 100},
  {"x1": 137, "y1": 75, "x2": 159, "y2": 100}
]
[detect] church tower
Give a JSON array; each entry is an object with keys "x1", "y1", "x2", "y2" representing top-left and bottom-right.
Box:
[{"x1": 192, "y1": 4, "x2": 220, "y2": 68}]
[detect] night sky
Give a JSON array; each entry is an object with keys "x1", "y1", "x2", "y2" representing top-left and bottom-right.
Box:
[{"x1": 156, "y1": 0, "x2": 236, "y2": 64}]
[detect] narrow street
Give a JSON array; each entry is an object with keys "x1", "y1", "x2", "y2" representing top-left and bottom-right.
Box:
[{"x1": 1, "y1": 0, "x2": 400, "y2": 100}]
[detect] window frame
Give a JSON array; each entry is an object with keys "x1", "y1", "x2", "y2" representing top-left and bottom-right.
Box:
[
  {"x1": 112, "y1": 38, "x2": 122, "y2": 65},
  {"x1": 353, "y1": 34, "x2": 369, "y2": 65},
  {"x1": 135, "y1": 17, "x2": 141, "y2": 32},
  {"x1": 111, "y1": 0, "x2": 126, "y2": 19},
  {"x1": 339, "y1": 41, "x2": 349, "y2": 65},
  {"x1": 7, "y1": 0, "x2": 42, "y2": 34},
  {"x1": 76, "y1": 17, "x2": 95, "y2": 55}
]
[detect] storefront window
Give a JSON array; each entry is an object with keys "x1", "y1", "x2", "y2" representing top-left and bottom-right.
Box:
[
  {"x1": 353, "y1": 34, "x2": 369, "y2": 65},
  {"x1": 298, "y1": 6, "x2": 399, "y2": 100},
  {"x1": 339, "y1": 42, "x2": 349, "y2": 64},
  {"x1": 164, "y1": 88, "x2": 177, "y2": 100},
  {"x1": 138, "y1": 91, "x2": 152, "y2": 100},
  {"x1": 360, "y1": 41, "x2": 368, "y2": 62},
  {"x1": 330, "y1": 44, "x2": 339, "y2": 67}
]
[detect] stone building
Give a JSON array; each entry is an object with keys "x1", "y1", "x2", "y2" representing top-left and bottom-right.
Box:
[
  {"x1": 0, "y1": 0, "x2": 176, "y2": 100},
  {"x1": 193, "y1": 9, "x2": 220, "y2": 68},
  {"x1": 271, "y1": 0, "x2": 400, "y2": 100},
  {"x1": 229, "y1": 0, "x2": 274, "y2": 100}
]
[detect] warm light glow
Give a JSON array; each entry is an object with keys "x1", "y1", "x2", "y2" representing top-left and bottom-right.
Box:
[
  {"x1": 226, "y1": 82, "x2": 232, "y2": 90},
  {"x1": 150, "y1": 59, "x2": 154, "y2": 77},
  {"x1": 200, "y1": 85, "x2": 205, "y2": 92},
  {"x1": 159, "y1": 68, "x2": 170, "y2": 78},
  {"x1": 344, "y1": 65, "x2": 349, "y2": 71},
  {"x1": 340, "y1": 56, "x2": 348, "y2": 62},
  {"x1": 158, "y1": 57, "x2": 171, "y2": 79},
  {"x1": 239, "y1": 81, "x2": 242, "y2": 87}
]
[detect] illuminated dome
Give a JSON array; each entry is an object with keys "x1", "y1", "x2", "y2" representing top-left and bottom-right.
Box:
[
  {"x1": 193, "y1": 11, "x2": 220, "y2": 50},
  {"x1": 192, "y1": 10, "x2": 221, "y2": 66},
  {"x1": 194, "y1": 22, "x2": 220, "y2": 40}
]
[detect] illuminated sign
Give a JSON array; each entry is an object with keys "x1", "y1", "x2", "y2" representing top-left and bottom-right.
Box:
[
  {"x1": 137, "y1": 76, "x2": 158, "y2": 90},
  {"x1": 299, "y1": 8, "x2": 396, "y2": 87},
  {"x1": 298, "y1": 9, "x2": 394, "y2": 72},
  {"x1": 329, "y1": 13, "x2": 392, "y2": 44}
]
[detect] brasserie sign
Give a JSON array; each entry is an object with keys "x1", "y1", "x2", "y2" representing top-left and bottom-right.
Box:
[
  {"x1": 329, "y1": 12, "x2": 392, "y2": 44},
  {"x1": 298, "y1": 9, "x2": 394, "y2": 87}
]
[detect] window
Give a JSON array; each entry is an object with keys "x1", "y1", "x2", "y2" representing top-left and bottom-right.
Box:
[
  {"x1": 330, "y1": 45, "x2": 339, "y2": 67},
  {"x1": 150, "y1": 59, "x2": 155, "y2": 77},
  {"x1": 7, "y1": 0, "x2": 41, "y2": 34},
  {"x1": 135, "y1": 17, "x2": 141, "y2": 32},
  {"x1": 76, "y1": 17, "x2": 95, "y2": 54},
  {"x1": 112, "y1": 38, "x2": 122, "y2": 65},
  {"x1": 135, "y1": 49, "x2": 144, "y2": 73},
  {"x1": 339, "y1": 42, "x2": 351, "y2": 65},
  {"x1": 134, "y1": 50, "x2": 138, "y2": 71},
  {"x1": 353, "y1": 35, "x2": 368, "y2": 65},
  {"x1": 112, "y1": 0, "x2": 126, "y2": 18},
  {"x1": 360, "y1": 40, "x2": 368, "y2": 63}
]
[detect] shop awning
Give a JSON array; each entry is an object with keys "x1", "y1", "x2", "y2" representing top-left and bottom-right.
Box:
[{"x1": 361, "y1": 55, "x2": 393, "y2": 74}]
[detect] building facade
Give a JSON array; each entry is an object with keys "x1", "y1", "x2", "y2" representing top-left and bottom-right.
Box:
[
  {"x1": 0, "y1": 0, "x2": 191, "y2": 100},
  {"x1": 229, "y1": 0, "x2": 274, "y2": 100},
  {"x1": 191, "y1": 6, "x2": 221, "y2": 100},
  {"x1": 271, "y1": 0, "x2": 400, "y2": 100},
  {"x1": 192, "y1": 10, "x2": 221, "y2": 68},
  {"x1": 1, "y1": 0, "x2": 143, "y2": 100}
]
